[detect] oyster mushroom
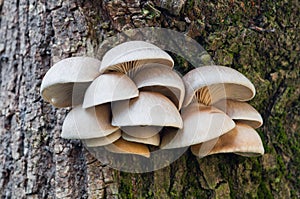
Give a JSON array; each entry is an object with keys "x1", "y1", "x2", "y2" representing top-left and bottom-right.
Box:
[
  {"x1": 40, "y1": 57, "x2": 101, "y2": 107},
  {"x1": 131, "y1": 64, "x2": 185, "y2": 109},
  {"x1": 191, "y1": 122, "x2": 264, "y2": 158},
  {"x1": 83, "y1": 72, "x2": 139, "y2": 108},
  {"x1": 182, "y1": 66, "x2": 256, "y2": 107},
  {"x1": 83, "y1": 129, "x2": 121, "y2": 147},
  {"x1": 160, "y1": 103, "x2": 235, "y2": 149},
  {"x1": 62, "y1": 103, "x2": 118, "y2": 139},
  {"x1": 105, "y1": 138, "x2": 150, "y2": 158},
  {"x1": 121, "y1": 126, "x2": 162, "y2": 138},
  {"x1": 99, "y1": 41, "x2": 174, "y2": 75},
  {"x1": 122, "y1": 132, "x2": 160, "y2": 146},
  {"x1": 213, "y1": 99, "x2": 263, "y2": 129}
]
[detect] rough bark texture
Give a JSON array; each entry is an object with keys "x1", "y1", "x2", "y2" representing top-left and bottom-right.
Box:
[{"x1": 0, "y1": 0, "x2": 299, "y2": 198}]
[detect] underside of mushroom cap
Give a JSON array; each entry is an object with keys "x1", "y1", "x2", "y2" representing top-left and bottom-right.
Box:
[
  {"x1": 40, "y1": 57, "x2": 101, "y2": 107},
  {"x1": 83, "y1": 129, "x2": 121, "y2": 147},
  {"x1": 62, "y1": 104, "x2": 119, "y2": 139},
  {"x1": 132, "y1": 64, "x2": 185, "y2": 109},
  {"x1": 160, "y1": 103, "x2": 235, "y2": 149},
  {"x1": 191, "y1": 122, "x2": 265, "y2": 158},
  {"x1": 105, "y1": 138, "x2": 150, "y2": 158},
  {"x1": 111, "y1": 91, "x2": 183, "y2": 128},
  {"x1": 182, "y1": 65, "x2": 256, "y2": 107},
  {"x1": 83, "y1": 72, "x2": 139, "y2": 108},
  {"x1": 213, "y1": 99, "x2": 263, "y2": 128},
  {"x1": 99, "y1": 41, "x2": 174, "y2": 74},
  {"x1": 121, "y1": 126, "x2": 162, "y2": 138},
  {"x1": 122, "y1": 132, "x2": 160, "y2": 146}
]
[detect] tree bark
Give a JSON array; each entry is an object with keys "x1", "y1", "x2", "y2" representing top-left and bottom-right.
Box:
[{"x1": 0, "y1": 0, "x2": 299, "y2": 198}]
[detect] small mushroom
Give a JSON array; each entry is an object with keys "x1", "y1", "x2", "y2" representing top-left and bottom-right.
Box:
[
  {"x1": 62, "y1": 103, "x2": 118, "y2": 139},
  {"x1": 131, "y1": 64, "x2": 185, "y2": 109},
  {"x1": 160, "y1": 103, "x2": 235, "y2": 149},
  {"x1": 122, "y1": 132, "x2": 160, "y2": 146},
  {"x1": 40, "y1": 57, "x2": 101, "y2": 107},
  {"x1": 213, "y1": 99, "x2": 263, "y2": 128},
  {"x1": 83, "y1": 72, "x2": 139, "y2": 108},
  {"x1": 121, "y1": 126, "x2": 162, "y2": 138},
  {"x1": 99, "y1": 41, "x2": 174, "y2": 75},
  {"x1": 111, "y1": 91, "x2": 183, "y2": 128},
  {"x1": 182, "y1": 66, "x2": 256, "y2": 107},
  {"x1": 83, "y1": 129, "x2": 121, "y2": 147},
  {"x1": 191, "y1": 122, "x2": 264, "y2": 157},
  {"x1": 105, "y1": 138, "x2": 150, "y2": 158}
]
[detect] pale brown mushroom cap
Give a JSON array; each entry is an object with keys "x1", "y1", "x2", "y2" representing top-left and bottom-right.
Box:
[
  {"x1": 131, "y1": 64, "x2": 185, "y2": 109},
  {"x1": 122, "y1": 132, "x2": 160, "y2": 146},
  {"x1": 99, "y1": 41, "x2": 174, "y2": 74},
  {"x1": 160, "y1": 103, "x2": 235, "y2": 149},
  {"x1": 182, "y1": 66, "x2": 256, "y2": 107},
  {"x1": 213, "y1": 99, "x2": 263, "y2": 128},
  {"x1": 61, "y1": 104, "x2": 118, "y2": 139},
  {"x1": 83, "y1": 72, "x2": 139, "y2": 108},
  {"x1": 121, "y1": 126, "x2": 162, "y2": 138},
  {"x1": 83, "y1": 129, "x2": 121, "y2": 147},
  {"x1": 40, "y1": 57, "x2": 101, "y2": 107},
  {"x1": 111, "y1": 91, "x2": 183, "y2": 128},
  {"x1": 191, "y1": 122, "x2": 265, "y2": 158},
  {"x1": 105, "y1": 138, "x2": 150, "y2": 158}
]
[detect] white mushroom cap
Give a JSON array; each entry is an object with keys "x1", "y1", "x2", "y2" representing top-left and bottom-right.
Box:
[
  {"x1": 213, "y1": 100, "x2": 263, "y2": 128},
  {"x1": 61, "y1": 104, "x2": 118, "y2": 139},
  {"x1": 191, "y1": 122, "x2": 265, "y2": 157},
  {"x1": 182, "y1": 66, "x2": 256, "y2": 107},
  {"x1": 40, "y1": 57, "x2": 101, "y2": 107},
  {"x1": 132, "y1": 64, "x2": 185, "y2": 109},
  {"x1": 121, "y1": 126, "x2": 162, "y2": 138},
  {"x1": 111, "y1": 91, "x2": 183, "y2": 128},
  {"x1": 105, "y1": 138, "x2": 150, "y2": 158},
  {"x1": 99, "y1": 41, "x2": 174, "y2": 74},
  {"x1": 83, "y1": 129, "x2": 121, "y2": 147},
  {"x1": 160, "y1": 103, "x2": 235, "y2": 149},
  {"x1": 83, "y1": 72, "x2": 139, "y2": 108},
  {"x1": 122, "y1": 132, "x2": 160, "y2": 146}
]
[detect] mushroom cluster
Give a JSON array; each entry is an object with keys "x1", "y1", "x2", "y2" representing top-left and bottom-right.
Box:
[
  {"x1": 41, "y1": 41, "x2": 184, "y2": 158},
  {"x1": 160, "y1": 66, "x2": 264, "y2": 158},
  {"x1": 41, "y1": 41, "x2": 264, "y2": 160}
]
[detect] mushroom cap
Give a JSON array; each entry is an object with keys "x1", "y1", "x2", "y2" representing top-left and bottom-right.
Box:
[
  {"x1": 121, "y1": 126, "x2": 162, "y2": 138},
  {"x1": 182, "y1": 66, "x2": 256, "y2": 107},
  {"x1": 160, "y1": 103, "x2": 235, "y2": 149},
  {"x1": 213, "y1": 100, "x2": 263, "y2": 128},
  {"x1": 61, "y1": 104, "x2": 118, "y2": 139},
  {"x1": 122, "y1": 132, "x2": 160, "y2": 146},
  {"x1": 132, "y1": 64, "x2": 185, "y2": 109},
  {"x1": 191, "y1": 122, "x2": 264, "y2": 157},
  {"x1": 40, "y1": 57, "x2": 101, "y2": 107},
  {"x1": 111, "y1": 91, "x2": 183, "y2": 128},
  {"x1": 99, "y1": 41, "x2": 174, "y2": 74},
  {"x1": 105, "y1": 138, "x2": 150, "y2": 158},
  {"x1": 83, "y1": 129, "x2": 121, "y2": 147},
  {"x1": 83, "y1": 72, "x2": 139, "y2": 108}
]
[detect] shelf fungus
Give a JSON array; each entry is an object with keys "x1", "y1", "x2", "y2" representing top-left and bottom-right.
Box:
[{"x1": 161, "y1": 65, "x2": 264, "y2": 158}]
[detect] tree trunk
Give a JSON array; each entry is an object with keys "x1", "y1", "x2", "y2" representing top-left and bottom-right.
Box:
[{"x1": 0, "y1": 0, "x2": 299, "y2": 198}]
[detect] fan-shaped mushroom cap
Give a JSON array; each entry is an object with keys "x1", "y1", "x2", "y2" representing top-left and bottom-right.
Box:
[
  {"x1": 62, "y1": 104, "x2": 118, "y2": 139},
  {"x1": 213, "y1": 100, "x2": 263, "y2": 128},
  {"x1": 83, "y1": 129, "x2": 121, "y2": 147},
  {"x1": 122, "y1": 132, "x2": 160, "y2": 146},
  {"x1": 160, "y1": 103, "x2": 235, "y2": 149},
  {"x1": 191, "y1": 122, "x2": 264, "y2": 157},
  {"x1": 105, "y1": 138, "x2": 150, "y2": 158},
  {"x1": 112, "y1": 91, "x2": 183, "y2": 128},
  {"x1": 83, "y1": 72, "x2": 139, "y2": 108},
  {"x1": 40, "y1": 57, "x2": 101, "y2": 107},
  {"x1": 132, "y1": 64, "x2": 185, "y2": 109},
  {"x1": 99, "y1": 41, "x2": 174, "y2": 74},
  {"x1": 121, "y1": 126, "x2": 162, "y2": 138},
  {"x1": 182, "y1": 66, "x2": 256, "y2": 107}
]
